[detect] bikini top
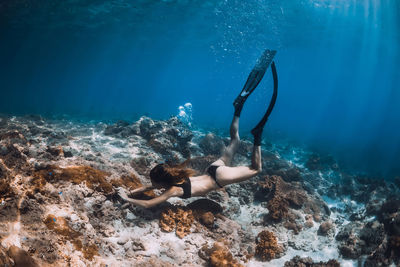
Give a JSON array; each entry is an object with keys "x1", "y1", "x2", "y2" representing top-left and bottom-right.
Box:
[{"x1": 174, "y1": 177, "x2": 191, "y2": 199}]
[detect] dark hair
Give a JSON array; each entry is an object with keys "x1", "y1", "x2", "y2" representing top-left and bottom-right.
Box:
[{"x1": 150, "y1": 163, "x2": 195, "y2": 187}]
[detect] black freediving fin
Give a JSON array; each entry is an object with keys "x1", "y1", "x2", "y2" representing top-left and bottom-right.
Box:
[
  {"x1": 251, "y1": 60, "x2": 278, "y2": 146},
  {"x1": 233, "y1": 49, "x2": 277, "y2": 117}
]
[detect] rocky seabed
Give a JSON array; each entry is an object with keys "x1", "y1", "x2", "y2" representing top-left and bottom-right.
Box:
[{"x1": 0, "y1": 114, "x2": 399, "y2": 267}]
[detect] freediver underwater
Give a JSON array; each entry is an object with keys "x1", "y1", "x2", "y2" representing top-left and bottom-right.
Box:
[
  {"x1": 1, "y1": 0, "x2": 399, "y2": 266},
  {"x1": 118, "y1": 49, "x2": 278, "y2": 209}
]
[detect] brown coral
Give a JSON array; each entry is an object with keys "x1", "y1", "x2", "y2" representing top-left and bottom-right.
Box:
[
  {"x1": 199, "y1": 241, "x2": 244, "y2": 267},
  {"x1": 267, "y1": 196, "x2": 289, "y2": 221},
  {"x1": 32, "y1": 165, "x2": 112, "y2": 193},
  {"x1": 159, "y1": 206, "x2": 194, "y2": 238},
  {"x1": 255, "y1": 230, "x2": 283, "y2": 261}
]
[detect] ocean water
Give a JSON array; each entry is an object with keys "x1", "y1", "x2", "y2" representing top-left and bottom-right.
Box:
[{"x1": 0, "y1": 0, "x2": 399, "y2": 178}]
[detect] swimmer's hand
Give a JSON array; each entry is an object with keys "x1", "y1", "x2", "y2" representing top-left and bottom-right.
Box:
[{"x1": 118, "y1": 187, "x2": 130, "y2": 201}]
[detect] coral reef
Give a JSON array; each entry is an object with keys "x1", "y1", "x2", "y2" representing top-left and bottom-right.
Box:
[
  {"x1": 255, "y1": 230, "x2": 283, "y2": 261},
  {"x1": 1, "y1": 114, "x2": 399, "y2": 266}
]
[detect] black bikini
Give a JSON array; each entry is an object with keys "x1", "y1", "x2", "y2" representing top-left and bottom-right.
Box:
[
  {"x1": 207, "y1": 165, "x2": 224, "y2": 188},
  {"x1": 175, "y1": 177, "x2": 192, "y2": 199},
  {"x1": 175, "y1": 165, "x2": 224, "y2": 199}
]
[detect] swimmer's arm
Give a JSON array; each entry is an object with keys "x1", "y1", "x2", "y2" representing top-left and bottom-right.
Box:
[
  {"x1": 129, "y1": 185, "x2": 155, "y2": 195},
  {"x1": 119, "y1": 187, "x2": 182, "y2": 209}
]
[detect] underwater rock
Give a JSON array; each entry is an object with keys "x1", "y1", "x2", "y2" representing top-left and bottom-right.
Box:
[
  {"x1": 199, "y1": 133, "x2": 226, "y2": 156},
  {"x1": 44, "y1": 214, "x2": 99, "y2": 261},
  {"x1": 63, "y1": 149, "x2": 73, "y2": 157},
  {"x1": 284, "y1": 256, "x2": 340, "y2": 267},
  {"x1": 262, "y1": 152, "x2": 302, "y2": 182},
  {"x1": 0, "y1": 179, "x2": 14, "y2": 198},
  {"x1": 22, "y1": 114, "x2": 44, "y2": 125},
  {"x1": 0, "y1": 130, "x2": 28, "y2": 145},
  {"x1": 378, "y1": 198, "x2": 400, "y2": 235},
  {"x1": 336, "y1": 223, "x2": 364, "y2": 259},
  {"x1": 257, "y1": 175, "x2": 331, "y2": 235},
  {"x1": 394, "y1": 176, "x2": 400, "y2": 189},
  {"x1": 336, "y1": 220, "x2": 386, "y2": 260},
  {"x1": 7, "y1": 245, "x2": 39, "y2": 267},
  {"x1": 46, "y1": 145, "x2": 64, "y2": 157},
  {"x1": 0, "y1": 116, "x2": 8, "y2": 127},
  {"x1": 104, "y1": 119, "x2": 141, "y2": 138},
  {"x1": 0, "y1": 143, "x2": 29, "y2": 171},
  {"x1": 48, "y1": 130, "x2": 68, "y2": 143},
  {"x1": 186, "y1": 155, "x2": 219, "y2": 173},
  {"x1": 304, "y1": 214, "x2": 314, "y2": 228},
  {"x1": 359, "y1": 198, "x2": 400, "y2": 265},
  {"x1": 138, "y1": 116, "x2": 162, "y2": 140},
  {"x1": 19, "y1": 197, "x2": 44, "y2": 227},
  {"x1": 199, "y1": 241, "x2": 244, "y2": 267},
  {"x1": 134, "y1": 256, "x2": 175, "y2": 267},
  {"x1": 283, "y1": 221, "x2": 303, "y2": 235},
  {"x1": 135, "y1": 116, "x2": 193, "y2": 158},
  {"x1": 305, "y1": 153, "x2": 337, "y2": 171},
  {"x1": 187, "y1": 198, "x2": 223, "y2": 214},
  {"x1": 255, "y1": 230, "x2": 284, "y2": 261},
  {"x1": 130, "y1": 156, "x2": 153, "y2": 176}
]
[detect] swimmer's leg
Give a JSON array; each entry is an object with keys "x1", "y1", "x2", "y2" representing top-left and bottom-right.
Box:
[
  {"x1": 233, "y1": 49, "x2": 277, "y2": 117},
  {"x1": 210, "y1": 142, "x2": 261, "y2": 186},
  {"x1": 217, "y1": 115, "x2": 240, "y2": 166},
  {"x1": 213, "y1": 50, "x2": 277, "y2": 167}
]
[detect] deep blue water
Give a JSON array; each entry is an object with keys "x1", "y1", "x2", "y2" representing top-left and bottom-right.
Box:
[{"x1": 0, "y1": 0, "x2": 399, "y2": 177}]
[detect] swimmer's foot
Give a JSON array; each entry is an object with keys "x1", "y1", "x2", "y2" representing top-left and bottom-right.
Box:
[
  {"x1": 251, "y1": 61, "x2": 278, "y2": 146},
  {"x1": 233, "y1": 49, "x2": 277, "y2": 117}
]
